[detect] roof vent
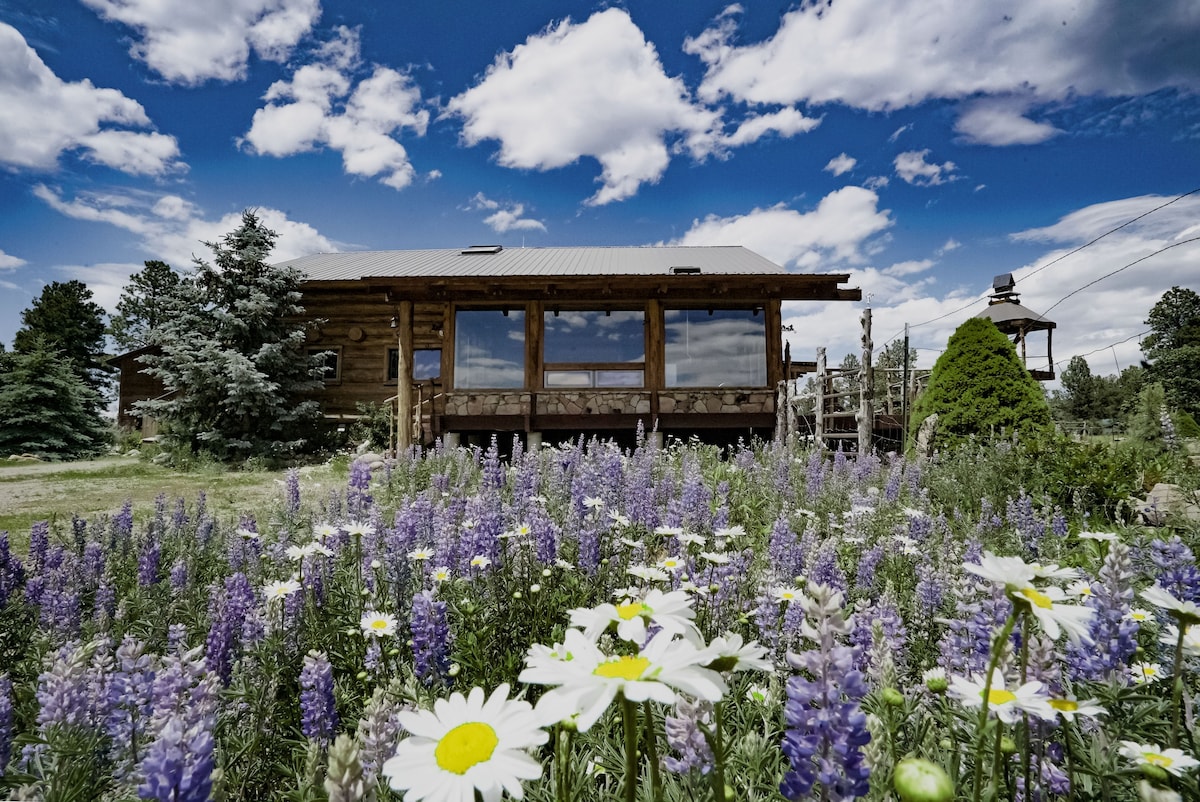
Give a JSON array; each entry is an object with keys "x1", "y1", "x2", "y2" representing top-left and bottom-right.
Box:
[
  {"x1": 670, "y1": 266, "x2": 701, "y2": 275},
  {"x1": 462, "y1": 245, "x2": 503, "y2": 255}
]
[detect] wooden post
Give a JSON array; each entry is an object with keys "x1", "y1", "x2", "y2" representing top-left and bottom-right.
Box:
[
  {"x1": 857, "y1": 308, "x2": 873, "y2": 454},
  {"x1": 397, "y1": 300, "x2": 414, "y2": 451},
  {"x1": 814, "y1": 347, "x2": 827, "y2": 449}
]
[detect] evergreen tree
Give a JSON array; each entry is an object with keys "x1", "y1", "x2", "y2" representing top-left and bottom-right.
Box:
[
  {"x1": 910, "y1": 317, "x2": 1051, "y2": 450},
  {"x1": 136, "y1": 211, "x2": 324, "y2": 462},
  {"x1": 0, "y1": 336, "x2": 110, "y2": 459},
  {"x1": 108, "y1": 260, "x2": 181, "y2": 352},
  {"x1": 1143, "y1": 286, "x2": 1200, "y2": 417},
  {"x1": 13, "y1": 279, "x2": 111, "y2": 406}
]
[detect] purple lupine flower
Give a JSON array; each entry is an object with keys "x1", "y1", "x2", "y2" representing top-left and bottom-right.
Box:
[
  {"x1": 167, "y1": 624, "x2": 189, "y2": 654},
  {"x1": 753, "y1": 587, "x2": 783, "y2": 655},
  {"x1": 1068, "y1": 541, "x2": 1137, "y2": 682},
  {"x1": 138, "y1": 536, "x2": 162, "y2": 587},
  {"x1": 883, "y1": 460, "x2": 902, "y2": 502},
  {"x1": 169, "y1": 558, "x2": 188, "y2": 593},
  {"x1": 0, "y1": 534, "x2": 25, "y2": 607},
  {"x1": 152, "y1": 493, "x2": 167, "y2": 536},
  {"x1": 780, "y1": 583, "x2": 871, "y2": 801},
  {"x1": 808, "y1": 541, "x2": 846, "y2": 593},
  {"x1": 663, "y1": 695, "x2": 715, "y2": 776},
  {"x1": 137, "y1": 713, "x2": 215, "y2": 802},
  {"x1": 411, "y1": 589, "x2": 451, "y2": 686},
  {"x1": 107, "y1": 637, "x2": 156, "y2": 778},
  {"x1": 204, "y1": 573, "x2": 256, "y2": 684},
  {"x1": 347, "y1": 459, "x2": 373, "y2": 519},
  {"x1": 356, "y1": 686, "x2": 408, "y2": 790},
  {"x1": 939, "y1": 579, "x2": 1011, "y2": 678},
  {"x1": 1006, "y1": 492, "x2": 1046, "y2": 558},
  {"x1": 0, "y1": 674, "x2": 12, "y2": 776},
  {"x1": 94, "y1": 577, "x2": 117, "y2": 625},
  {"x1": 914, "y1": 561, "x2": 944, "y2": 614},
  {"x1": 1050, "y1": 507, "x2": 1069, "y2": 538},
  {"x1": 82, "y1": 540, "x2": 105, "y2": 588},
  {"x1": 768, "y1": 516, "x2": 803, "y2": 585},
  {"x1": 804, "y1": 451, "x2": 826, "y2": 499},
  {"x1": 28, "y1": 520, "x2": 50, "y2": 572},
  {"x1": 1148, "y1": 536, "x2": 1200, "y2": 604},
  {"x1": 299, "y1": 650, "x2": 338, "y2": 746},
  {"x1": 855, "y1": 545, "x2": 884, "y2": 592},
  {"x1": 194, "y1": 517, "x2": 215, "y2": 549},
  {"x1": 530, "y1": 507, "x2": 559, "y2": 566},
  {"x1": 285, "y1": 468, "x2": 302, "y2": 516},
  {"x1": 170, "y1": 497, "x2": 189, "y2": 534},
  {"x1": 481, "y1": 435, "x2": 504, "y2": 490},
  {"x1": 852, "y1": 598, "x2": 907, "y2": 676},
  {"x1": 36, "y1": 641, "x2": 94, "y2": 733},
  {"x1": 112, "y1": 500, "x2": 135, "y2": 540}
]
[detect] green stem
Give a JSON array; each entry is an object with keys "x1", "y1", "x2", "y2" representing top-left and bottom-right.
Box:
[
  {"x1": 1020, "y1": 617, "x2": 1032, "y2": 802},
  {"x1": 991, "y1": 719, "x2": 1004, "y2": 799},
  {"x1": 554, "y1": 725, "x2": 573, "y2": 802},
  {"x1": 1172, "y1": 623, "x2": 1187, "y2": 749},
  {"x1": 642, "y1": 700, "x2": 663, "y2": 802},
  {"x1": 621, "y1": 693, "x2": 639, "y2": 802},
  {"x1": 713, "y1": 701, "x2": 727, "y2": 802},
  {"x1": 971, "y1": 608, "x2": 1020, "y2": 802}
]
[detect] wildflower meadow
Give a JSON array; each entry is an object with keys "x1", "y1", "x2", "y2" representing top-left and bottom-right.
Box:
[{"x1": 1, "y1": 432, "x2": 1199, "y2": 802}]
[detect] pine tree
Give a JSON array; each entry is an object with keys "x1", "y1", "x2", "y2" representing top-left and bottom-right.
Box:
[
  {"x1": 136, "y1": 211, "x2": 325, "y2": 462},
  {"x1": 13, "y1": 279, "x2": 111, "y2": 407},
  {"x1": 1143, "y1": 286, "x2": 1200, "y2": 417},
  {"x1": 910, "y1": 317, "x2": 1051, "y2": 450},
  {"x1": 0, "y1": 337, "x2": 110, "y2": 459},
  {"x1": 108, "y1": 260, "x2": 181, "y2": 352}
]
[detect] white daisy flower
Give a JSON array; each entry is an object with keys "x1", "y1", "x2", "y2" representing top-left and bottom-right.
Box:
[
  {"x1": 519, "y1": 628, "x2": 726, "y2": 732},
  {"x1": 1130, "y1": 661, "x2": 1165, "y2": 684},
  {"x1": 608, "y1": 510, "x2": 631, "y2": 527},
  {"x1": 1125, "y1": 608, "x2": 1154, "y2": 624},
  {"x1": 570, "y1": 588, "x2": 700, "y2": 646},
  {"x1": 382, "y1": 683, "x2": 548, "y2": 802},
  {"x1": 1011, "y1": 583, "x2": 1094, "y2": 645},
  {"x1": 746, "y1": 684, "x2": 770, "y2": 704},
  {"x1": 263, "y1": 579, "x2": 301, "y2": 601},
  {"x1": 1066, "y1": 580, "x2": 1094, "y2": 598},
  {"x1": 947, "y1": 669, "x2": 1056, "y2": 723},
  {"x1": 431, "y1": 566, "x2": 452, "y2": 583},
  {"x1": 1142, "y1": 585, "x2": 1200, "y2": 625},
  {"x1": 1028, "y1": 562, "x2": 1080, "y2": 582},
  {"x1": 554, "y1": 558, "x2": 575, "y2": 571},
  {"x1": 344, "y1": 521, "x2": 374, "y2": 537},
  {"x1": 235, "y1": 527, "x2": 259, "y2": 540},
  {"x1": 654, "y1": 526, "x2": 683, "y2": 538},
  {"x1": 626, "y1": 565, "x2": 668, "y2": 583},
  {"x1": 963, "y1": 552, "x2": 1038, "y2": 589},
  {"x1": 679, "y1": 581, "x2": 709, "y2": 596},
  {"x1": 408, "y1": 546, "x2": 435, "y2": 561},
  {"x1": 699, "y1": 551, "x2": 731, "y2": 565},
  {"x1": 1046, "y1": 695, "x2": 1106, "y2": 722},
  {"x1": 500, "y1": 523, "x2": 531, "y2": 539},
  {"x1": 1119, "y1": 742, "x2": 1200, "y2": 776},
  {"x1": 1159, "y1": 624, "x2": 1200, "y2": 657},
  {"x1": 1078, "y1": 530, "x2": 1119, "y2": 542},
  {"x1": 678, "y1": 532, "x2": 706, "y2": 548},
  {"x1": 470, "y1": 555, "x2": 492, "y2": 570},
  {"x1": 705, "y1": 633, "x2": 775, "y2": 674},
  {"x1": 902, "y1": 507, "x2": 928, "y2": 519},
  {"x1": 772, "y1": 586, "x2": 800, "y2": 603},
  {"x1": 583, "y1": 496, "x2": 604, "y2": 511},
  {"x1": 713, "y1": 525, "x2": 746, "y2": 541},
  {"x1": 656, "y1": 556, "x2": 685, "y2": 573},
  {"x1": 286, "y1": 542, "x2": 329, "y2": 561},
  {"x1": 462, "y1": 519, "x2": 476, "y2": 531},
  {"x1": 361, "y1": 610, "x2": 398, "y2": 638},
  {"x1": 619, "y1": 537, "x2": 645, "y2": 549},
  {"x1": 312, "y1": 523, "x2": 339, "y2": 540}
]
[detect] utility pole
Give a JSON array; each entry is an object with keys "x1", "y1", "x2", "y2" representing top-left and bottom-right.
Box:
[{"x1": 901, "y1": 323, "x2": 910, "y2": 449}]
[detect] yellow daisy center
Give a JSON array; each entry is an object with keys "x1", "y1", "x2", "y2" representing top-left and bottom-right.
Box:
[
  {"x1": 1145, "y1": 752, "x2": 1173, "y2": 768},
  {"x1": 1049, "y1": 699, "x2": 1078, "y2": 712},
  {"x1": 435, "y1": 722, "x2": 498, "y2": 775},
  {"x1": 594, "y1": 655, "x2": 650, "y2": 681},
  {"x1": 616, "y1": 602, "x2": 649, "y2": 621},
  {"x1": 987, "y1": 688, "x2": 1016, "y2": 705},
  {"x1": 370, "y1": 619, "x2": 389, "y2": 630},
  {"x1": 1018, "y1": 587, "x2": 1053, "y2": 609}
]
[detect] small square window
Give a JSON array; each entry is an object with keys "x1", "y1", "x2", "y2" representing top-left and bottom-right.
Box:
[
  {"x1": 307, "y1": 347, "x2": 341, "y2": 383},
  {"x1": 388, "y1": 348, "x2": 441, "y2": 382}
]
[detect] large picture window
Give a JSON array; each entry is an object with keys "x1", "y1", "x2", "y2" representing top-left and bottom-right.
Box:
[
  {"x1": 664, "y1": 308, "x2": 766, "y2": 387},
  {"x1": 543, "y1": 309, "x2": 644, "y2": 388},
  {"x1": 454, "y1": 309, "x2": 525, "y2": 388}
]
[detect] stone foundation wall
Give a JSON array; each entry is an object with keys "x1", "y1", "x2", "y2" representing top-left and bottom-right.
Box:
[
  {"x1": 658, "y1": 389, "x2": 775, "y2": 415},
  {"x1": 442, "y1": 389, "x2": 773, "y2": 418}
]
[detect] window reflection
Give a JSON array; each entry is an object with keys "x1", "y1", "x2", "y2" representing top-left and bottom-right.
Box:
[
  {"x1": 454, "y1": 310, "x2": 525, "y2": 388},
  {"x1": 664, "y1": 308, "x2": 766, "y2": 387},
  {"x1": 543, "y1": 309, "x2": 645, "y2": 388}
]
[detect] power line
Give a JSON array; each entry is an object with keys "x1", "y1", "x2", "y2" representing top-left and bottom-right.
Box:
[
  {"x1": 878, "y1": 186, "x2": 1200, "y2": 348},
  {"x1": 1054, "y1": 330, "x2": 1148, "y2": 368},
  {"x1": 1041, "y1": 236, "x2": 1200, "y2": 316}
]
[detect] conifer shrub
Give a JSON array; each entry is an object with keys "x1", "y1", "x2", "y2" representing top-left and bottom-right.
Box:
[{"x1": 910, "y1": 317, "x2": 1051, "y2": 451}]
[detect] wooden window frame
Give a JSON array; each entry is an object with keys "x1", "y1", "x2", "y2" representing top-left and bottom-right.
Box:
[{"x1": 307, "y1": 346, "x2": 342, "y2": 384}]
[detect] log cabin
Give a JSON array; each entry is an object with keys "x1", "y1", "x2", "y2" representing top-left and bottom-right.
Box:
[{"x1": 285, "y1": 245, "x2": 860, "y2": 448}]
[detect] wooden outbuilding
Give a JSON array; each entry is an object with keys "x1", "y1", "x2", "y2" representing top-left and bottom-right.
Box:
[
  {"x1": 975, "y1": 273, "x2": 1056, "y2": 381},
  {"x1": 285, "y1": 245, "x2": 860, "y2": 448}
]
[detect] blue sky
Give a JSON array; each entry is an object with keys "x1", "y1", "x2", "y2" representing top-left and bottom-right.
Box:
[{"x1": 2, "y1": 0, "x2": 1199, "y2": 377}]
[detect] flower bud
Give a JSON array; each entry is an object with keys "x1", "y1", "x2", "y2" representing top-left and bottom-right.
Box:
[
  {"x1": 530, "y1": 584, "x2": 541, "y2": 594},
  {"x1": 893, "y1": 757, "x2": 954, "y2": 802},
  {"x1": 1000, "y1": 737, "x2": 1017, "y2": 755},
  {"x1": 513, "y1": 591, "x2": 523, "y2": 600},
  {"x1": 1138, "y1": 764, "x2": 1171, "y2": 784},
  {"x1": 882, "y1": 688, "x2": 905, "y2": 707},
  {"x1": 448, "y1": 663, "x2": 461, "y2": 677},
  {"x1": 542, "y1": 568, "x2": 552, "y2": 578}
]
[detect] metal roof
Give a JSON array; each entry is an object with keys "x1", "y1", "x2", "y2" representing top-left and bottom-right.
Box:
[
  {"x1": 278, "y1": 246, "x2": 789, "y2": 282},
  {"x1": 976, "y1": 300, "x2": 1056, "y2": 328}
]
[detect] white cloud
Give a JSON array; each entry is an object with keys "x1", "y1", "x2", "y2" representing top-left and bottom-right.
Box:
[
  {"x1": 668, "y1": 186, "x2": 892, "y2": 269},
  {"x1": 882, "y1": 259, "x2": 934, "y2": 277},
  {"x1": 0, "y1": 249, "x2": 27, "y2": 270},
  {"x1": 466, "y1": 193, "x2": 546, "y2": 234},
  {"x1": 824, "y1": 153, "x2": 857, "y2": 176},
  {"x1": 243, "y1": 26, "x2": 428, "y2": 190},
  {"x1": 863, "y1": 176, "x2": 890, "y2": 191},
  {"x1": 34, "y1": 185, "x2": 336, "y2": 268},
  {"x1": 894, "y1": 150, "x2": 956, "y2": 186},
  {"x1": 936, "y1": 238, "x2": 961, "y2": 255},
  {"x1": 446, "y1": 9, "x2": 721, "y2": 206},
  {"x1": 954, "y1": 97, "x2": 1062, "y2": 145},
  {"x1": 0, "y1": 24, "x2": 183, "y2": 175},
  {"x1": 687, "y1": 1, "x2": 1200, "y2": 143},
  {"x1": 721, "y1": 107, "x2": 821, "y2": 148},
  {"x1": 888, "y1": 125, "x2": 912, "y2": 143},
  {"x1": 80, "y1": 0, "x2": 320, "y2": 85}
]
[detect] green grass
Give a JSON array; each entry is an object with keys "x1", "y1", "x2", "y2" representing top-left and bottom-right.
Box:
[{"x1": 0, "y1": 456, "x2": 340, "y2": 553}]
